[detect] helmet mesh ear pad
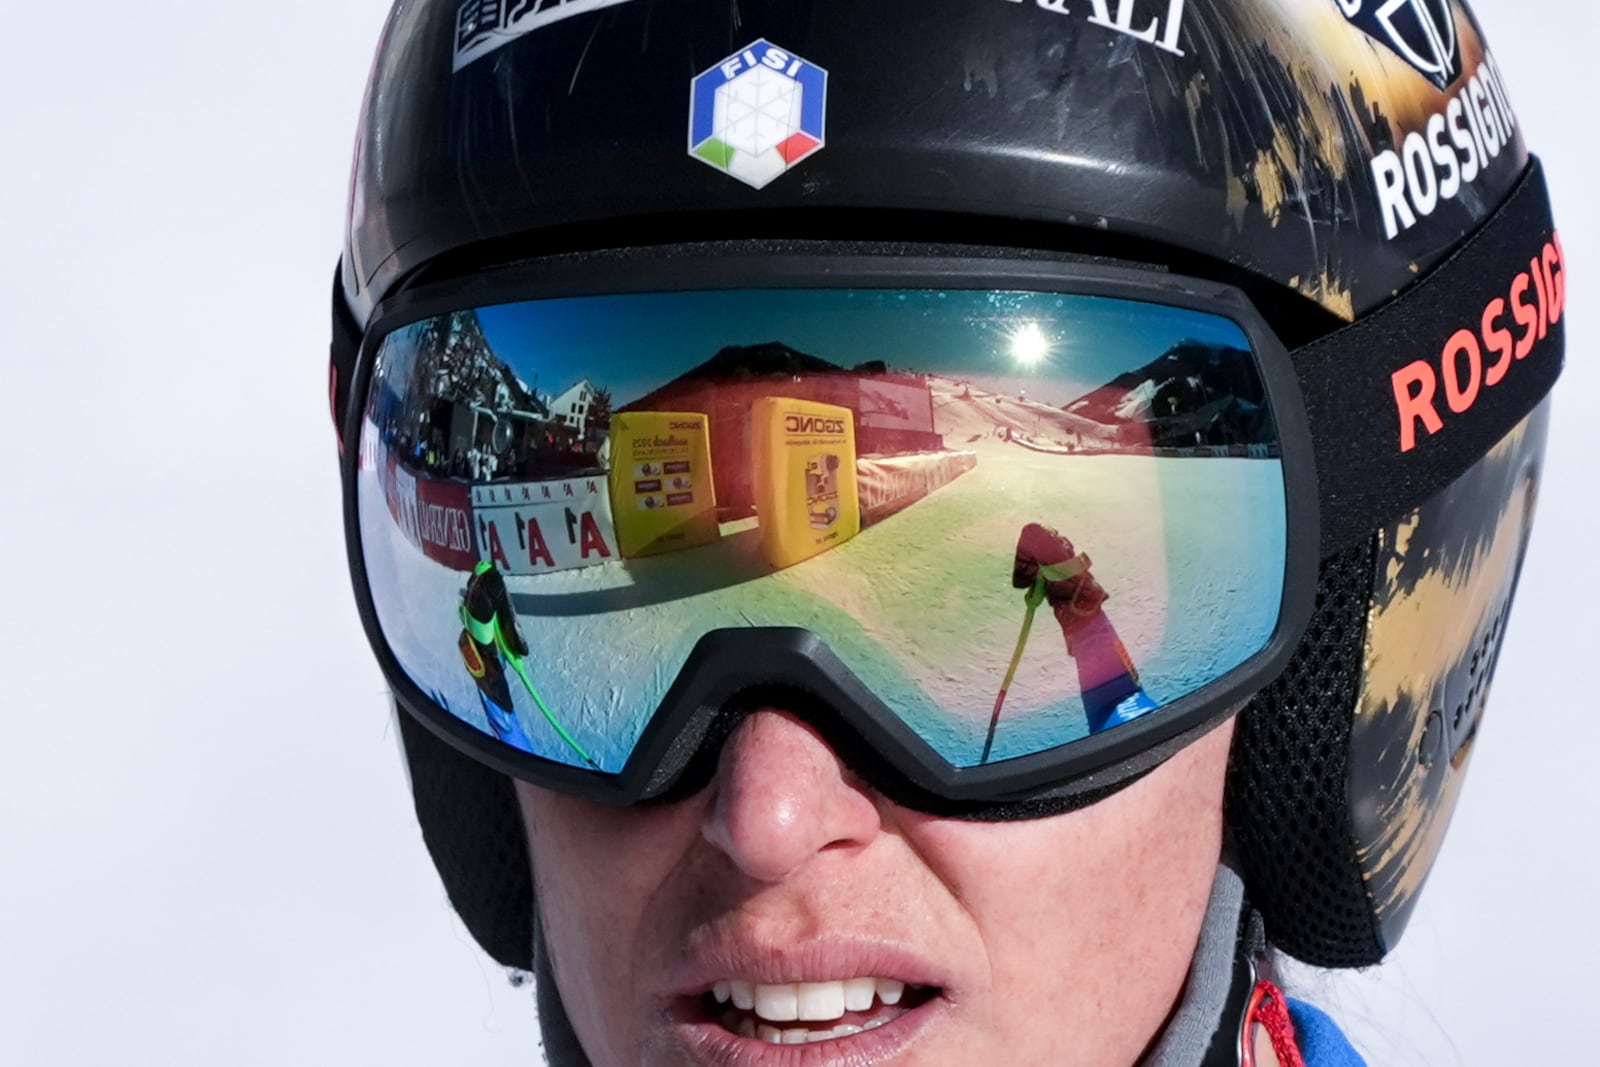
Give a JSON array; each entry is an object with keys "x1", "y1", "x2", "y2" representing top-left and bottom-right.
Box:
[
  {"x1": 397, "y1": 710, "x2": 535, "y2": 970},
  {"x1": 1226, "y1": 537, "x2": 1384, "y2": 968}
]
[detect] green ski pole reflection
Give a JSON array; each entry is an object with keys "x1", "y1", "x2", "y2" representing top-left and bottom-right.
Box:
[
  {"x1": 982, "y1": 578, "x2": 1045, "y2": 765},
  {"x1": 499, "y1": 637, "x2": 601, "y2": 770}
]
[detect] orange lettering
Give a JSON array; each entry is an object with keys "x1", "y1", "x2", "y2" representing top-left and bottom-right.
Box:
[
  {"x1": 1441, "y1": 330, "x2": 1482, "y2": 414},
  {"x1": 1543, "y1": 239, "x2": 1564, "y2": 325},
  {"x1": 1511, "y1": 272, "x2": 1538, "y2": 359},
  {"x1": 1530, "y1": 257, "x2": 1550, "y2": 340},
  {"x1": 1393, "y1": 236, "x2": 1556, "y2": 454},
  {"x1": 1554, "y1": 232, "x2": 1567, "y2": 317},
  {"x1": 1392, "y1": 361, "x2": 1444, "y2": 453},
  {"x1": 1482, "y1": 297, "x2": 1513, "y2": 387}
]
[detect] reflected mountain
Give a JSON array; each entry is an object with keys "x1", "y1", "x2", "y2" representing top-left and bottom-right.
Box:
[{"x1": 1063, "y1": 340, "x2": 1276, "y2": 448}]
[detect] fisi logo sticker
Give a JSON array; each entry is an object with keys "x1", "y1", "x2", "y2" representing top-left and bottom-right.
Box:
[{"x1": 689, "y1": 40, "x2": 827, "y2": 190}]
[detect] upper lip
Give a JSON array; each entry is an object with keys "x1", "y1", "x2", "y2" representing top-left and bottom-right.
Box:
[{"x1": 662, "y1": 937, "x2": 953, "y2": 1000}]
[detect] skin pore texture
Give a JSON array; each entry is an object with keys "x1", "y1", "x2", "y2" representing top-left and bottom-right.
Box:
[{"x1": 516, "y1": 710, "x2": 1236, "y2": 1067}]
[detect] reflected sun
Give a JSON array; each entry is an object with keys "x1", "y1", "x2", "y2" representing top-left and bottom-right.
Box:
[{"x1": 1008, "y1": 321, "x2": 1051, "y2": 366}]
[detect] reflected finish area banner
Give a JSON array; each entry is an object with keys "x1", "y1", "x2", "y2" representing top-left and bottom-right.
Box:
[{"x1": 608, "y1": 411, "x2": 720, "y2": 558}]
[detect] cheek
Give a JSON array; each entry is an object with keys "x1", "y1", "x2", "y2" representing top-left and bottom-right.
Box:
[
  {"x1": 516, "y1": 785, "x2": 703, "y2": 1060},
  {"x1": 913, "y1": 722, "x2": 1233, "y2": 1057}
]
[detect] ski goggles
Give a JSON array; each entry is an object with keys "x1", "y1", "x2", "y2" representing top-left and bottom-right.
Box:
[
  {"x1": 339, "y1": 249, "x2": 1323, "y2": 807},
  {"x1": 339, "y1": 157, "x2": 1563, "y2": 809}
]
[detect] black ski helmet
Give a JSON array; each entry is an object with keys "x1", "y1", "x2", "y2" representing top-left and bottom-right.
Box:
[{"x1": 332, "y1": 0, "x2": 1562, "y2": 974}]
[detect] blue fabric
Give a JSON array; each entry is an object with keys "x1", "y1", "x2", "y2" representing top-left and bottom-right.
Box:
[{"x1": 1289, "y1": 999, "x2": 1368, "y2": 1067}]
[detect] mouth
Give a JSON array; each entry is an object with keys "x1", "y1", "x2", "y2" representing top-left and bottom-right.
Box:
[{"x1": 688, "y1": 976, "x2": 943, "y2": 1047}]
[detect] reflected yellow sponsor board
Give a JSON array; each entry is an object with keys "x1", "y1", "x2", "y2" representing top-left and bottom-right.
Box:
[
  {"x1": 607, "y1": 411, "x2": 719, "y2": 558},
  {"x1": 752, "y1": 397, "x2": 861, "y2": 569}
]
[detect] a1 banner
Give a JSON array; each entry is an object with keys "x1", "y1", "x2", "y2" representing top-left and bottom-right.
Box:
[
  {"x1": 472, "y1": 476, "x2": 620, "y2": 577},
  {"x1": 857, "y1": 450, "x2": 977, "y2": 526}
]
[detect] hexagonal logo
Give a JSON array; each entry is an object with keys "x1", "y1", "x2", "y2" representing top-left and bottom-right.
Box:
[{"x1": 688, "y1": 40, "x2": 827, "y2": 190}]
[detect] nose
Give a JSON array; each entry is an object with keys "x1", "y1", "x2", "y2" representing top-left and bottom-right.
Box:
[{"x1": 700, "y1": 709, "x2": 884, "y2": 883}]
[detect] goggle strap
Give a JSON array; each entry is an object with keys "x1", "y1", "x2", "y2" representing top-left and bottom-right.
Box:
[
  {"x1": 329, "y1": 262, "x2": 362, "y2": 457},
  {"x1": 1294, "y1": 156, "x2": 1563, "y2": 556}
]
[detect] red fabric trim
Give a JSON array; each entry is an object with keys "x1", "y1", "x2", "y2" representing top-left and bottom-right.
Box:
[
  {"x1": 329, "y1": 363, "x2": 344, "y2": 455},
  {"x1": 459, "y1": 630, "x2": 488, "y2": 679},
  {"x1": 1243, "y1": 980, "x2": 1306, "y2": 1067}
]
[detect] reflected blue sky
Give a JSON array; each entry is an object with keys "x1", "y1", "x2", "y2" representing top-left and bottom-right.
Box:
[{"x1": 475, "y1": 288, "x2": 1251, "y2": 408}]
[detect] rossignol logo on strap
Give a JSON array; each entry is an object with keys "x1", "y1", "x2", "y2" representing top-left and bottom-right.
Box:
[
  {"x1": 1298, "y1": 161, "x2": 1559, "y2": 553},
  {"x1": 1336, "y1": 0, "x2": 1463, "y2": 90},
  {"x1": 453, "y1": 0, "x2": 640, "y2": 71},
  {"x1": 1392, "y1": 233, "x2": 1565, "y2": 452}
]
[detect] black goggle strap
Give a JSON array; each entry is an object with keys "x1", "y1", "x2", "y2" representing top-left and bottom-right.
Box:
[
  {"x1": 1294, "y1": 156, "x2": 1564, "y2": 556},
  {"x1": 329, "y1": 263, "x2": 363, "y2": 457}
]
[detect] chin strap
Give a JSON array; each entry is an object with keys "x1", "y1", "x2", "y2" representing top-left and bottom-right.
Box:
[
  {"x1": 1193, "y1": 944, "x2": 1307, "y2": 1067},
  {"x1": 1147, "y1": 861, "x2": 1313, "y2": 1067},
  {"x1": 1235, "y1": 981, "x2": 1308, "y2": 1067},
  {"x1": 1195, "y1": 927, "x2": 1261, "y2": 1067}
]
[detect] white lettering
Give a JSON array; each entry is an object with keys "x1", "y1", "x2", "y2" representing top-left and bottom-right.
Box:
[
  {"x1": 1087, "y1": 0, "x2": 1159, "y2": 44},
  {"x1": 1402, "y1": 131, "x2": 1438, "y2": 217},
  {"x1": 421, "y1": 504, "x2": 471, "y2": 551},
  {"x1": 1084, "y1": 0, "x2": 1187, "y2": 55},
  {"x1": 1000, "y1": 0, "x2": 1185, "y2": 55},
  {"x1": 454, "y1": 0, "x2": 640, "y2": 71},
  {"x1": 1482, "y1": 53, "x2": 1518, "y2": 140},
  {"x1": 1427, "y1": 112, "x2": 1460, "y2": 202},
  {"x1": 1470, "y1": 76, "x2": 1500, "y2": 156},
  {"x1": 1366, "y1": 53, "x2": 1520, "y2": 239},
  {"x1": 1447, "y1": 97, "x2": 1480, "y2": 184},
  {"x1": 1159, "y1": 0, "x2": 1186, "y2": 53},
  {"x1": 1372, "y1": 151, "x2": 1415, "y2": 240}
]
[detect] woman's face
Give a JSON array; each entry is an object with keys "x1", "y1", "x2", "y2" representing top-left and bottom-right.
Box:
[{"x1": 516, "y1": 710, "x2": 1235, "y2": 1067}]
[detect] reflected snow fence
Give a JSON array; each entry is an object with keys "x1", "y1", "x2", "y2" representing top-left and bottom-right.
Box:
[{"x1": 357, "y1": 287, "x2": 1288, "y2": 772}]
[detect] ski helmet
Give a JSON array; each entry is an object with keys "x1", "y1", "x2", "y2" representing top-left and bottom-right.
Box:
[{"x1": 332, "y1": 0, "x2": 1563, "y2": 976}]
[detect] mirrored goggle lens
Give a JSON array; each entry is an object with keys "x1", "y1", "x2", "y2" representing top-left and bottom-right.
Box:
[{"x1": 356, "y1": 287, "x2": 1286, "y2": 774}]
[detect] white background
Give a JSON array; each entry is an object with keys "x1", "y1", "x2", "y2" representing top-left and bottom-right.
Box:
[{"x1": 0, "y1": 2, "x2": 1593, "y2": 1063}]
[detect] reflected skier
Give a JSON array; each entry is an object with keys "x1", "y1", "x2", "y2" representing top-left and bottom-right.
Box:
[
  {"x1": 457, "y1": 561, "x2": 600, "y2": 767},
  {"x1": 1012, "y1": 522, "x2": 1157, "y2": 733},
  {"x1": 984, "y1": 523, "x2": 1158, "y2": 761},
  {"x1": 458, "y1": 560, "x2": 539, "y2": 753}
]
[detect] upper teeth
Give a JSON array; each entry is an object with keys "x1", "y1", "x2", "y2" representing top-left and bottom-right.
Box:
[{"x1": 711, "y1": 978, "x2": 907, "y2": 1022}]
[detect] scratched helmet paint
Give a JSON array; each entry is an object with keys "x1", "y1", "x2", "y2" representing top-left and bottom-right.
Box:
[{"x1": 332, "y1": 0, "x2": 1563, "y2": 972}]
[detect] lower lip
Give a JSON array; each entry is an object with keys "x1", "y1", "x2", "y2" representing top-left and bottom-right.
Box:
[{"x1": 663, "y1": 995, "x2": 950, "y2": 1067}]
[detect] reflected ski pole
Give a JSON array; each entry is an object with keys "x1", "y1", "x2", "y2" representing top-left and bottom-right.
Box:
[
  {"x1": 982, "y1": 579, "x2": 1046, "y2": 765},
  {"x1": 500, "y1": 641, "x2": 601, "y2": 769}
]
